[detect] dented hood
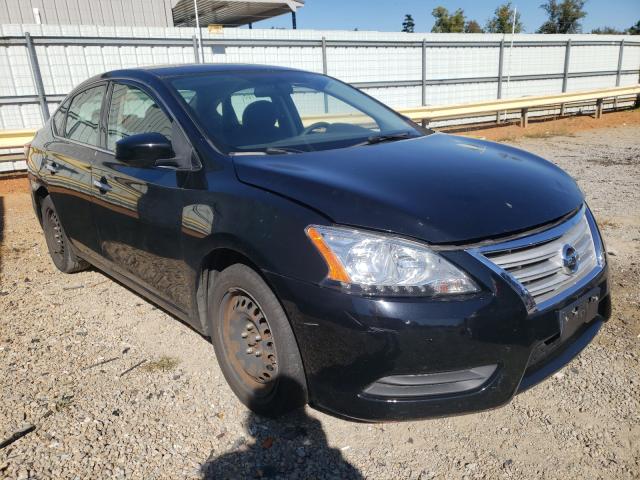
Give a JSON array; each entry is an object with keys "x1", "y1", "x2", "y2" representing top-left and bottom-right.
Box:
[{"x1": 232, "y1": 133, "x2": 584, "y2": 245}]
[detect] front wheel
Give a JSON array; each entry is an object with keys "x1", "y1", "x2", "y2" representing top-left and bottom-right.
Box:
[{"x1": 209, "y1": 264, "x2": 307, "y2": 417}]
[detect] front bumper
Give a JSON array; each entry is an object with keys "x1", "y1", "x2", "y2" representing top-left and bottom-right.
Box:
[{"x1": 266, "y1": 256, "x2": 610, "y2": 422}]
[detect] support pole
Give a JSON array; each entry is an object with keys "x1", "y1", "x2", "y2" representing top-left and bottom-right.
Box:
[
  {"x1": 496, "y1": 39, "x2": 504, "y2": 122},
  {"x1": 25, "y1": 32, "x2": 49, "y2": 122},
  {"x1": 562, "y1": 39, "x2": 571, "y2": 93},
  {"x1": 615, "y1": 39, "x2": 624, "y2": 87},
  {"x1": 595, "y1": 98, "x2": 603, "y2": 119},
  {"x1": 560, "y1": 39, "x2": 572, "y2": 116},
  {"x1": 501, "y1": 8, "x2": 517, "y2": 124},
  {"x1": 291, "y1": 11, "x2": 297, "y2": 29},
  {"x1": 192, "y1": 35, "x2": 199, "y2": 63},
  {"x1": 614, "y1": 39, "x2": 625, "y2": 110},
  {"x1": 321, "y1": 36, "x2": 328, "y2": 113},
  {"x1": 321, "y1": 37, "x2": 327, "y2": 74},
  {"x1": 193, "y1": 0, "x2": 204, "y2": 63},
  {"x1": 421, "y1": 39, "x2": 427, "y2": 106},
  {"x1": 521, "y1": 108, "x2": 528, "y2": 128}
]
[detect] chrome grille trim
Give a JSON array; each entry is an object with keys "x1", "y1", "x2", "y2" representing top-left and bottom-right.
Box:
[{"x1": 467, "y1": 206, "x2": 605, "y2": 313}]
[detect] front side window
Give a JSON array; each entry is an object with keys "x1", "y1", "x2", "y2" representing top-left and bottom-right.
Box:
[
  {"x1": 107, "y1": 83, "x2": 173, "y2": 152},
  {"x1": 64, "y1": 85, "x2": 106, "y2": 146},
  {"x1": 170, "y1": 70, "x2": 423, "y2": 154}
]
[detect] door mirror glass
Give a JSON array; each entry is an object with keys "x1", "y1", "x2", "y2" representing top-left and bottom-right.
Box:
[{"x1": 115, "y1": 132, "x2": 174, "y2": 168}]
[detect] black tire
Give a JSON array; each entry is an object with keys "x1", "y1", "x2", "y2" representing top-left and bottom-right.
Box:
[
  {"x1": 41, "y1": 196, "x2": 89, "y2": 273},
  {"x1": 209, "y1": 264, "x2": 307, "y2": 417}
]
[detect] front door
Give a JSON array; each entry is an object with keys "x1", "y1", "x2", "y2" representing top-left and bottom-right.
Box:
[{"x1": 91, "y1": 81, "x2": 191, "y2": 311}]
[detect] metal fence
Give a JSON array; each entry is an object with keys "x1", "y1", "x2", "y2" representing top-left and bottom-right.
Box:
[{"x1": 1, "y1": 24, "x2": 639, "y2": 130}]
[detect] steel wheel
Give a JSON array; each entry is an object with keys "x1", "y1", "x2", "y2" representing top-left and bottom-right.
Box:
[
  {"x1": 209, "y1": 264, "x2": 307, "y2": 416},
  {"x1": 221, "y1": 289, "x2": 279, "y2": 395},
  {"x1": 44, "y1": 207, "x2": 66, "y2": 265},
  {"x1": 40, "y1": 196, "x2": 89, "y2": 273}
]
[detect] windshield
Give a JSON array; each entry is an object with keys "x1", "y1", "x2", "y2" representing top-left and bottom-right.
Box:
[{"x1": 168, "y1": 70, "x2": 424, "y2": 154}]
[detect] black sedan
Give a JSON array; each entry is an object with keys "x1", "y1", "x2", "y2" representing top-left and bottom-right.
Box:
[{"x1": 26, "y1": 65, "x2": 610, "y2": 422}]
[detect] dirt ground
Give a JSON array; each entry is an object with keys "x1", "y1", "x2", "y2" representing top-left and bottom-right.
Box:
[
  {"x1": 447, "y1": 108, "x2": 640, "y2": 142},
  {"x1": 0, "y1": 121, "x2": 639, "y2": 479}
]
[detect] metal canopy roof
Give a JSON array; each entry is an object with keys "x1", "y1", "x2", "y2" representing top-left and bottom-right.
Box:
[{"x1": 172, "y1": 0, "x2": 304, "y2": 27}]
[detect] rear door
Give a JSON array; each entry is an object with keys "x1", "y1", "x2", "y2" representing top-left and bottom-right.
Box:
[
  {"x1": 43, "y1": 83, "x2": 107, "y2": 257},
  {"x1": 91, "y1": 81, "x2": 192, "y2": 311}
]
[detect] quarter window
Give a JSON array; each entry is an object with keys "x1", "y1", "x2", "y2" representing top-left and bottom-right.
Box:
[
  {"x1": 64, "y1": 85, "x2": 106, "y2": 146},
  {"x1": 52, "y1": 98, "x2": 70, "y2": 136},
  {"x1": 107, "y1": 84, "x2": 173, "y2": 152}
]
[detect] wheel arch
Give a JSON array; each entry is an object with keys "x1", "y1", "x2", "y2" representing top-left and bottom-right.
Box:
[
  {"x1": 196, "y1": 245, "x2": 270, "y2": 337},
  {"x1": 33, "y1": 185, "x2": 49, "y2": 226},
  {"x1": 195, "y1": 244, "x2": 309, "y2": 395}
]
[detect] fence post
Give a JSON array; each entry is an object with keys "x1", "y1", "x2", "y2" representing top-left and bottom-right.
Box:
[
  {"x1": 560, "y1": 38, "x2": 571, "y2": 116},
  {"x1": 192, "y1": 35, "x2": 200, "y2": 63},
  {"x1": 321, "y1": 37, "x2": 329, "y2": 113},
  {"x1": 614, "y1": 38, "x2": 625, "y2": 110},
  {"x1": 615, "y1": 38, "x2": 624, "y2": 87},
  {"x1": 421, "y1": 39, "x2": 427, "y2": 107},
  {"x1": 497, "y1": 40, "x2": 504, "y2": 99},
  {"x1": 24, "y1": 32, "x2": 49, "y2": 122},
  {"x1": 595, "y1": 98, "x2": 604, "y2": 119},
  {"x1": 521, "y1": 108, "x2": 529, "y2": 128},
  {"x1": 496, "y1": 39, "x2": 504, "y2": 122},
  {"x1": 321, "y1": 36, "x2": 328, "y2": 75}
]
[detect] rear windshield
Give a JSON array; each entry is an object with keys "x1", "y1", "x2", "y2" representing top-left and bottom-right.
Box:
[{"x1": 168, "y1": 70, "x2": 423, "y2": 154}]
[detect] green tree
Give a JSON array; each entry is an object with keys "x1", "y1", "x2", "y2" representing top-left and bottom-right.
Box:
[
  {"x1": 464, "y1": 20, "x2": 484, "y2": 33},
  {"x1": 537, "y1": 0, "x2": 587, "y2": 34},
  {"x1": 431, "y1": 6, "x2": 466, "y2": 33},
  {"x1": 486, "y1": 2, "x2": 523, "y2": 33},
  {"x1": 591, "y1": 26, "x2": 624, "y2": 34},
  {"x1": 628, "y1": 20, "x2": 640, "y2": 34},
  {"x1": 402, "y1": 14, "x2": 415, "y2": 33}
]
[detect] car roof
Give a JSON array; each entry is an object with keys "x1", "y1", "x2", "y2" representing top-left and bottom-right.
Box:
[
  {"x1": 93, "y1": 63, "x2": 304, "y2": 81},
  {"x1": 74, "y1": 64, "x2": 310, "y2": 93}
]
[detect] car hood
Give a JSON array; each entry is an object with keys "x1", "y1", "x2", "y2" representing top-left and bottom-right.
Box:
[{"x1": 232, "y1": 133, "x2": 584, "y2": 244}]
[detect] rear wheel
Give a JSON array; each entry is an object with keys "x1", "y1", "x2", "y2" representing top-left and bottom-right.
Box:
[
  {"x1": 209, "y1": 264, "x2": 307, "y2": 417},
  {"x1": 41, "y1": 196, "x2": 89, "y2": 273}
]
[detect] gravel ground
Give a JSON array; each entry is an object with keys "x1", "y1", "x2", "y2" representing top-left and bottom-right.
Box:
[{"x1": 0, "y1": 125, "x2": 639, "y2": 479}]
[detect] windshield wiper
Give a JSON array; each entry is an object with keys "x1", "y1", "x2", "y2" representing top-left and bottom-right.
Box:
[
  {"x1": 264, "y1": 147, "x2": 306, "y2": 154},
  {"x1": 355, "y1": 132, "x2": 413, "y2": 147},
  {"x1": 229, "y1": 147, "x2": 305, "y2": 156}
]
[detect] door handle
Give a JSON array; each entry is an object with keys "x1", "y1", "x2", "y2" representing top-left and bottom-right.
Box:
[
  {"x1": 44, "y1": 161, "x2": 59, "y2": 174},
  {"x1": 93, "y1": 178, "x2": 112, "y2": 193}
]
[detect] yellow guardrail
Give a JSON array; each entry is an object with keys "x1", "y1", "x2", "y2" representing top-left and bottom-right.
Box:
[
  {"x1": 398, "y1": 85, "x2": 640, "y2": 125},
  {"x1": 0, "y1": 129, "x2": 37, "y2": 150}
]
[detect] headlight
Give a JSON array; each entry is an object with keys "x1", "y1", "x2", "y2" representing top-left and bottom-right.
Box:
[{"x1": 306, "y1": 225, "x2": 479, "y2": 296}]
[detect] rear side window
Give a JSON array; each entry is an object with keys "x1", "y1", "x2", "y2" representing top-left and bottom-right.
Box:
[
  {"x1": 52, "y1": 99, "x2": 70, "y2": 135},
  {"x1": 64, "y1": 85, "x2": 106, "y2": 146},
  {"x1": 107, "y1": 83, "x2": 173, "y2": 151}
]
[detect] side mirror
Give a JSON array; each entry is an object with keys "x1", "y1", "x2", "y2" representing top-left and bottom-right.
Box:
[{"x1": 115, "y1": 132, "x2": 174, "y2": 168}]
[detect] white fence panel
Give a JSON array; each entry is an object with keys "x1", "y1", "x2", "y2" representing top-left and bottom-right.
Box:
[{"x1": 0, "y1": 25, "x2": 638, "y2": 129}]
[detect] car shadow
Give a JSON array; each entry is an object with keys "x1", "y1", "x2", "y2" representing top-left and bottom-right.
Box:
[{"x1": 200, "y1": 376, "x2": 363, "y2": 479}]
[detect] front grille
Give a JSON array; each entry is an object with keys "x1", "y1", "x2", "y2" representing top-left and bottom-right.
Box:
[{"x1": 480, "y1": 210, "x2": 598, "y2": 306}]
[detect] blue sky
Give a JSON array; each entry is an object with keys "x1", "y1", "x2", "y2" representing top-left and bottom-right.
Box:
[{"x1": 250, "y1": 0, "x2": 640, "y2": 33}]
